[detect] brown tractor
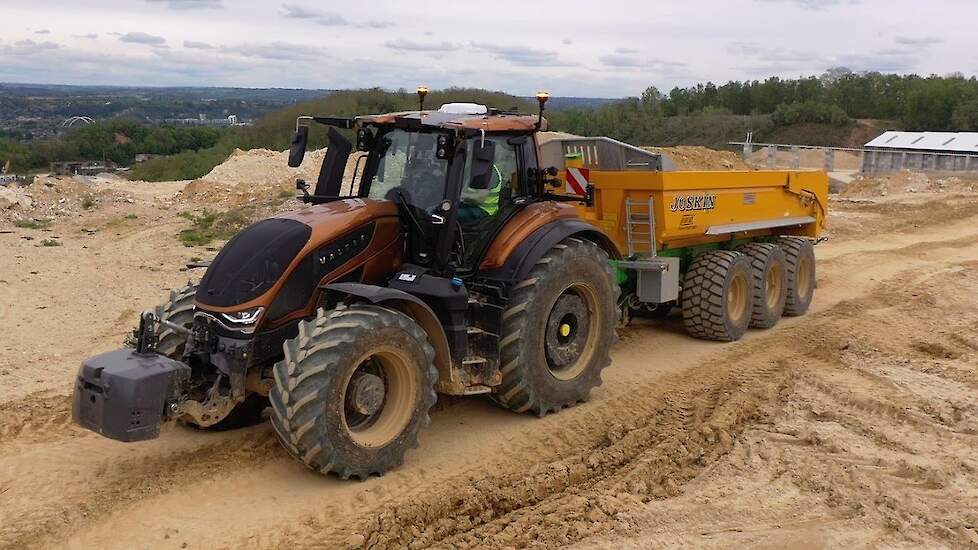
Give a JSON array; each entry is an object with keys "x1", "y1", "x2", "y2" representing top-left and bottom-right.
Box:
[{"x1": 72, "y1": 91, "x2": 622, "y2": 478}]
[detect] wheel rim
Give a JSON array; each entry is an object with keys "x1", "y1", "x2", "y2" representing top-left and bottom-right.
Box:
[
  {"x1": 765, "y1": 262, "x2": 784, "y2": 310},
  {"x1": 727, "y1": 271, "x2": 749, "y2": 325},
  {"x1": 341, "y1": 346, "x2": 418, "y2": 448},
  {"x1": 545, "y1": 283, "x2": 599, "y2": 381},
  {"x1": 796, "y1": 255, "x2": 814, "y2": 299}
]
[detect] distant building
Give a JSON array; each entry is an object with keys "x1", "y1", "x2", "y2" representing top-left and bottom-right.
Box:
[
  {"x1": 134, "y1": 153, "x2": 163, "y2": 163},
  {"x1": 863, "y1": 131, "x2": 978, "y2": 172},
  {"x1": 50, "y1": 160, "x2": 118, "y2": 176}
]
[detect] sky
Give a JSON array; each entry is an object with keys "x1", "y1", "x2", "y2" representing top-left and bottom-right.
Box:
[{"x1": 1, "y1": 0, "x2": 976, "y2": 98}]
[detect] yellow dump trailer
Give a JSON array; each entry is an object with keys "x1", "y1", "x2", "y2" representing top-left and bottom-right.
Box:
[{"x1": 542, "y1": 135, "x2": 828, "y2": 341}]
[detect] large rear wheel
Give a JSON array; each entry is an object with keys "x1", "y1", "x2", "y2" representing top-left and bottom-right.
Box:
[
  {"x1": 269, "y1": 305, "x2": 437, "y2": 479},
  {"x1": 682, "y1": 250, "x2": 754, "y2": 342},
  {"x1": 492, "y1": 237, "x2": 618, "y2": 416}
]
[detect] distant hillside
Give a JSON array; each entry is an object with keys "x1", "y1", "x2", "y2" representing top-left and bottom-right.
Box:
[
  {"x1": 522, "y1": 96, "x2": 618, "y2": 110},
  {"x1": 130, "y1": 87, "x2": 537, "y2": 181}
]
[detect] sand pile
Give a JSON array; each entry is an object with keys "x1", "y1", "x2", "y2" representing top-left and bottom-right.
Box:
[
  {"x1": 842, "y1": 170, "x2": 978, "y2": 198},
  {"x1": 179, "y1": 148, "x2": 325, "y2": 206},
  {"x1": 646, "y1": 146, "x2": 752, "y2": 171},
  {"x1": 178, "y1": 148, "x2": 368, "y2": 206},
  {"x1": 0, "y1": 175, "x2": 126, "y2": 225}
]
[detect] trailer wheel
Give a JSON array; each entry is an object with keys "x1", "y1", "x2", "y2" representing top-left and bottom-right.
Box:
[
  {"x1": 776, "y1": 237, "x2": 816, "y2": 316},
  {"x1": 682, "y1": 250, "x2": 754, "y2": 342},
  {"x1": 269, "y1": 305, "x2": 437, "y2": 479},
  {"x1": 492, "y1": 238, "x2": 618, "y2": 416},
  {"x1": 739, "y1": 243, "x2": 787, "y2": 328}
]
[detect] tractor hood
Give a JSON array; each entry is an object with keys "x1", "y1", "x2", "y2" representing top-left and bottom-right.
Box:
[{"x1": 195, "y1": 198, "x2": 399, "y2": 315}]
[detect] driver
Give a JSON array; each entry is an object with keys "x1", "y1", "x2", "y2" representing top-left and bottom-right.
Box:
[{"x1": 458, "y1": 164, "x2": 502, "y2": 223}]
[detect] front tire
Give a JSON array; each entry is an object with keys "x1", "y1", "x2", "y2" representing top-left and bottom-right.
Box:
[
  {"x1": 269, "y1": 305, "x2": 437, "y2": 479},
  {"x1": 492, "y1": 238, "x2": 618, "y2": 416}
]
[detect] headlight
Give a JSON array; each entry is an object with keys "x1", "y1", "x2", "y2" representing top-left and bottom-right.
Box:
[{"x1": 221, "y1": 306, "x2": 264, "y2": 325}]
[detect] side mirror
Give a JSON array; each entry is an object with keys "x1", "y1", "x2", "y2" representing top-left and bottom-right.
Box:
[
  {"x1": 288, "y1": 125, "x2": 309, "y2": 167},
  {"x1": 469, "y1": 140, "x2": 496, "y2": 189}
]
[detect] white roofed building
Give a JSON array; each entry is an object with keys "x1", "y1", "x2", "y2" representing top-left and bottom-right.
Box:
[
  {"x1": 863, "y1": 131, "x2": 978, "y2": 172},
  {"x1": 865, "y1": 132, "x2": 978, "y2": 154}
]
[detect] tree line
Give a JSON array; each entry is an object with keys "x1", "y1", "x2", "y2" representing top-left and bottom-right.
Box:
[
  {"x1": 554, "y1": 69, "x2": 978, "y2": 143},
  {"x1": 4, "y1": 73, "x2": 978, "y2": 180},
  {"x1": 0, "y1": 120, "x2": 222, "y2": 173}
]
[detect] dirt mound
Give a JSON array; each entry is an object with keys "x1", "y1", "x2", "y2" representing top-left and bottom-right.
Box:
[
  {"x1": 177, "y1": 148, "x2": 368, "y2": 207},
  {"x1": 843, "y1": 170, "x2": 978, "y2": 198},
  {"x1": 0, "y1": 175, "x2": 128, "y2": 226},
  {"x1": 646, "y1": 146, "x2": 752, "y2": 171},
  {"x1": 178, "y1": 148, "x2": 326, "y2": 206}
]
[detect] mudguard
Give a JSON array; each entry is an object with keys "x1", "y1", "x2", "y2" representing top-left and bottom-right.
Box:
[
  {"x1": 480, "y1": 219, "x2": 620, "y2": 283},
  {"x1": 325, "y1": 282, "x2": 458, "y2": 392}
]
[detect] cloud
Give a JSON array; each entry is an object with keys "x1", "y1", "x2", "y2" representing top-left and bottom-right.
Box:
[
  {"x1": 73, "y1": 33, "x2": 98, "y2": 39},
  {"x1": 280, "y1": 4, "x2": 347, "y2": 26},
  {"x1": 35, "y1": 29, "x2": 51, "y2": 35},
  {"x1": 184, "y1": 40, "x2": 214, "y2": 50},
  {"x1": 615, "y1": 47, "x2": 638, "y2": 55},
  {"x1": 144, "y1": 0, "x2": 222, "y2": 9},
  {"x1": 598, "y1": 54, "x2": 689, "y2": 74},
  {"x1": 757, "y1": 0, "x2": 860, "y2": 9},
  {"x1": 895, "y1": 35, "x2": 943, "y2": 47},
  {"x1": 562, "y1": 38, "x2": 573, "y2": 45},
  {"x1": 384, "y1": 39, "x2": 457, "y2": 53},
  {"x1": 8, "y1": 39, "x2": 61, "y2": 52},
  {"x1": 219, "y1": 41, "x2": 324, "y2": 61},
  {"x1": 119, "y1": 32, "x2": 167, "y2": 45},
  {"x1": 470, "y1": 43, "x2": 574, "y2": 67}
]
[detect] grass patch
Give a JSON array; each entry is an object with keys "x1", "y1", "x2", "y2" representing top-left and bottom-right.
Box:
[
  {"x1": 124, "y1": 214, "x2": 139, "y2": 220},
  {"x1": 14, "y1": 219, "x2": 50, "y2": 229},
  {"x1": 81, "y1": 195, "x2": 96, "y2": 210},
  {"x1": 177, "y1": 207, "x2": 255, "y2": 247},
  {"x1": 40, "y1": 238, "x2": 61, "y2": 247}
]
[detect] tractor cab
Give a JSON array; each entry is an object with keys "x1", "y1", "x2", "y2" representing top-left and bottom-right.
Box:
[{"x1": 287, "y1": 91, "x2": 557, "y2": 276}]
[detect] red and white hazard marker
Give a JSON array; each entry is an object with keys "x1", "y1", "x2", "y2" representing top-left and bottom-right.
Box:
[{"x1": 566, "y1": 167, "x2": 589, "y2": 196}]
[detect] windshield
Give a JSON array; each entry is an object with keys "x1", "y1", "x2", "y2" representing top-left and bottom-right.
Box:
[{"x1": 366, "y1": 128, "x2": 448, "y2": 211}]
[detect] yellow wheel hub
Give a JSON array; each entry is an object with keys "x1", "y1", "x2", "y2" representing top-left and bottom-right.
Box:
[{"x1": 560, "y1": 323, "x2": 571, "y2": 337}]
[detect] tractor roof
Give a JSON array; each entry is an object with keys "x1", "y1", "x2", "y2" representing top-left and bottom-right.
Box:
[{"x1": 357, "y1": 109, "x2": 547, "y2": 133}]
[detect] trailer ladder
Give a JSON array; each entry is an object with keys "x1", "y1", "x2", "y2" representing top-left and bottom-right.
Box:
[{"x1": 625, "y1": 196, "x2": 656, "y2": 258}]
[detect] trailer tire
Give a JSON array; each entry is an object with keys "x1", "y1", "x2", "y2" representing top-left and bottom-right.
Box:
[
  {"x1": 492, "y1": 237, "x2": 618, "y2": 416},
  {"x1": 682, "y1": 250, "x2": 754, "y2": 342},
  {"x1": 776, "y1": 237, "x2": 816, "y2": 316},
  {"x1": 269, "y1": 305, "x2": 437, "y2": 479},
  {"x1": 739, "y1": 243, "x2": 787, "y2": 328}
]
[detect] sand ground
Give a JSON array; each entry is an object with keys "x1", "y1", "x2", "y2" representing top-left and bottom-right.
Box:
[{"x1": 2, "y1": 154, "x2": 978, "y2": 549}]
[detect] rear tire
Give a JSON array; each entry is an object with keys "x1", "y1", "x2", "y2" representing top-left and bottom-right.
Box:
[
  {"x1": 776, "y1": 237, "x2": 816, "y2": 316},
  {"x1": 682, "y1": 250, "x2": 753, "y2": 342},
  {"x1": 492, "y1": 238, "x2": 618, "y2": 416},
  {"x1": 739, "y1": 243, "x2": 787, "y2": 328},
  {"x1": 269, "y1": 305, "x2": 437, "y2": 479}
]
